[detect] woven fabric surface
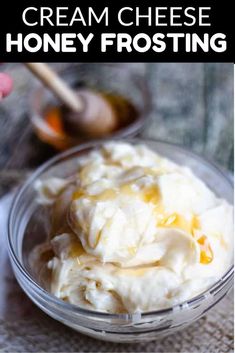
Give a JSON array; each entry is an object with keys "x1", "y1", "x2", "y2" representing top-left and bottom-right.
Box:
[{"x1": 0, "y1": 293, "x2": 233, "y2": 353}]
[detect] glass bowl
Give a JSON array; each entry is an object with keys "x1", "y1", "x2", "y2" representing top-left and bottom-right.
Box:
[
  {"x1": 30, "y1": 64, "x2": 151, "y2": 150},
  {"x1": 7, "y1": 139, "x2": 234, "y2": 343}
]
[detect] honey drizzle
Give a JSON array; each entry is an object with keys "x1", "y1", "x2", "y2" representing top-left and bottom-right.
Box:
[
  {"x1": 197, "y1": 235, "x2": 214, "y2": 264},
  {"x1": 72, "y1": 177, "x2": 213, "y2": 264},
  {"x1": 157, "y1": 213, "x2": 213, "y2": 264},
  {"x1": 69, "y1": 240, "x2": 85, "y2": 258}
]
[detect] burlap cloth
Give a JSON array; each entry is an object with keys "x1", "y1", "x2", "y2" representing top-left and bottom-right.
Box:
[{"x1": 0, "y1": 193, "x2": 233, "y2": 353}]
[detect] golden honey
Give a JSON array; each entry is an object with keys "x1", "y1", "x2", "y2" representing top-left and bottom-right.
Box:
[{"x1": 197, "y1": 235, "x2": 213, "y2": 264}]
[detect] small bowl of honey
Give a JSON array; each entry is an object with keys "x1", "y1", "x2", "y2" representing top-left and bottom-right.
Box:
[{"x1": 30, "y1": 63, "x2": 151, "y2": 150}]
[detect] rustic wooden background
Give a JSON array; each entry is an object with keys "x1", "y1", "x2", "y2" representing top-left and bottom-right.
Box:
[{"x1": 0, "y1": 63, "x2": 233, "y2": 197}]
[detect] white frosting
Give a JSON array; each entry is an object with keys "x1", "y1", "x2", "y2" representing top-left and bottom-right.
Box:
[{"x1": 34, "y1": 142, "x2": 233, "y2": 313}]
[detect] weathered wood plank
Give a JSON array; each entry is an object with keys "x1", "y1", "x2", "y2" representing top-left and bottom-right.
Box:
[
  {"x1": 202, "y1": 63, "x2": 234, "y2": 170},
  {"x1": 144, "y1": 63, "x2": 206, "y2": 153}
]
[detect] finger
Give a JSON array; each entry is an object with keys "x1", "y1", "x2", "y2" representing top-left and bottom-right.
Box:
[{"x1": 0, "y1": 73, "x2": 13, "y2": 98}]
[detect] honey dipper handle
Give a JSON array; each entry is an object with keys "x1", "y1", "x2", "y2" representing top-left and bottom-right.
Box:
[{"x1": 25, "y1": 63, "x2": 83, "y2": 112}]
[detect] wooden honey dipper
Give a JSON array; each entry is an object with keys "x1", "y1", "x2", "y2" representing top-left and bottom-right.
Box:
[{"x1": 25, "y1": 63, "x2": 118, "y2": 137}]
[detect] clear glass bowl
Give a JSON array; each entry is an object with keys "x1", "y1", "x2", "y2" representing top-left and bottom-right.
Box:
[{"x1": 7, "y1": 139, "x2": 234, "y2": 343}]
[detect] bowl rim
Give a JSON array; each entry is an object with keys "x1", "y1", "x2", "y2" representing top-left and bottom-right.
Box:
[{"x1": 7, "y1": 138, "x2": 234, "y2": 319}]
